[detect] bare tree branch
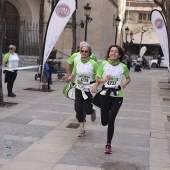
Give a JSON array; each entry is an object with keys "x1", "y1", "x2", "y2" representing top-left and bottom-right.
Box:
[{"x1": 154, "y1": 0, "x2": 167, "y2": 17}]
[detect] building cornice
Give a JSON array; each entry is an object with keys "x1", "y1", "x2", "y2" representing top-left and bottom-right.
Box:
[
  {"x1": 109, "y1": 0, "x2": 118, "y2": 7},
  {"x1": 126, "y1": 6, "x2": 161, "y2": 11}
]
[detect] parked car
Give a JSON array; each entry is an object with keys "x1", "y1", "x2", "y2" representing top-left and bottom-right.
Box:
[{"x1": 149, "y1": 56, "x2": 168, "y2": 68}]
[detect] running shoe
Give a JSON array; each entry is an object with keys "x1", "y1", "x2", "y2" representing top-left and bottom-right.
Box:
[
  {"x1": 8, "y1": 93, "x2": 16, "y2": 97},
  {"x1": 91, "y1": 110, "x2": 96, "y2": 122},
  {"x1": 11, "y1": 92, "x2": 16, "y2": 96},
  {"x1": 105, "y1": 144, "x2": 112, "y2": 154},
  {"x1": 77, "y1": 129, "x2": 85, "y2": 137}
]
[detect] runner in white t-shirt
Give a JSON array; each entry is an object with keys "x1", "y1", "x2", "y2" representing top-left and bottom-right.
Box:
[
  {"x1": 91, "y1": 45, "x2": 131, "y2": 154},
  {"x1": 62, "y1": 43, "x2": 98, "y2": 137},
  {"x1": 65, "y1": 41, "x2": 98, "y2": 121}
]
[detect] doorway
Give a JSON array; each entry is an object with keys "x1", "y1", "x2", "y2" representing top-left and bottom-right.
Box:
[{"x1": 3, "y1": 2, "x2": 20, "y2": 53}]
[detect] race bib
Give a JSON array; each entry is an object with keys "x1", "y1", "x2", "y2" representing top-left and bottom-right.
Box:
[
  {"x1": 77, "y1": 76, "x2": 90, "y2": 85},
  {"x1": 105, "y1": 78, "x2": 119, "y2": 88}
]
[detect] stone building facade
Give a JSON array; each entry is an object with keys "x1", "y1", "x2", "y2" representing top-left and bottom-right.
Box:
[
  {"x1": 125, "y1": 0, "x2": 162, "y2": 58},
  {"x1": 3, "y1": 0, "x2": 124, "y2": 61}
]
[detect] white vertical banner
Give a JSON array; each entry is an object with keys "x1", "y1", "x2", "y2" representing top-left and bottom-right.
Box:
[
  {"x1": 42, "y1": 0, "x2": 77, "y2": 70},
  {"x1": 151, "y1": 9, "x2": 169, "y2": 70},
  {"x1": 140, "y1": 46, "x2": 147, "y2": 58}
]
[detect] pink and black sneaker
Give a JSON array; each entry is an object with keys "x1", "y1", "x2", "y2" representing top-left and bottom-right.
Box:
[{"x1": 105, "y1": 143, "x2": 112, "y2": 154}]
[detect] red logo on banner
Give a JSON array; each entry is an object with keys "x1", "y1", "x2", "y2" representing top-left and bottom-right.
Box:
[
  {"x1": 154, "y1": 18, "x2": 164, "y2": 29},
  {"x1": 56, "y1": 4, "x2": 70, "y2": 18}
]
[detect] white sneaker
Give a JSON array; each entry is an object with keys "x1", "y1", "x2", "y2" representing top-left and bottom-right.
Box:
[{"x1": 77, "y1": 129, "x2": 85, "y2": 137}]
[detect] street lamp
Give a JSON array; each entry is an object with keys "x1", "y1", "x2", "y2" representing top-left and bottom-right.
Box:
[
  {"x1": 129, "y1": 31, "x2": 133, "y2": 53},
  {"x1": 84, "y1": 3, "x2": 92, "y2": 41},
  {"x1": 125, "y1": 27, "x2": 129, "y2": 53},
  {"x1": 130, "y1": 31, "x2": 133, "y2": 41},
  {"x1": 115, "y1": 16, "x2": 120, "y2": 44}
]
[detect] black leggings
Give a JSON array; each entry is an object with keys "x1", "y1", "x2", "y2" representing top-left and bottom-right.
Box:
[
  {"x1": 100, "y1": 95, "x2": 123, "y2": 144},
  {"x1": 6, "y1": 71, "x2": 17, "y2": 95},
  {"x1": 75, "y1": 88, "x2": 94, "y2": 123}
]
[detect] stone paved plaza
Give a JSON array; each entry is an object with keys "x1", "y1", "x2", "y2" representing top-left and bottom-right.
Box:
[{"x1": 0, "y1": 68, "x2": 170, "y2": 170}]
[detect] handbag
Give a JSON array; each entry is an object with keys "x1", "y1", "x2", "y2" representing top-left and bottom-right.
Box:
[{"x1": 62, "y1": 82, "x2": 75, "y2": 100}]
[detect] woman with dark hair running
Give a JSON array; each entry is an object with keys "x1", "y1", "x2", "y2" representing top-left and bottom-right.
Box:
[{"x1": 92, "y1": 45, "x2": 131, "y2": 154}]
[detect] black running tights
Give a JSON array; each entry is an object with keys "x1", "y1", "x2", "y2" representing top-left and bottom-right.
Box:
[{"x1": 100, "y1": 95, "x2": 123, "y2": 144}]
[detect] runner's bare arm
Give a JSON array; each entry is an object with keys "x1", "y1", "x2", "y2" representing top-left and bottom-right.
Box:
[
  {"x1": 2, "y1": 61, "x2": 6, "y2": 67},
  {"x1": 66, "y1": 62, "x2": 71, "y2": 77}
]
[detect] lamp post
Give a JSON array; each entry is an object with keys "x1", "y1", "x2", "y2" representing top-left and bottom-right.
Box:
[
  {"x1": 125, "y1": 27, "x2": 129, "y2": 53},
  {"x1": 130, "y1": 31, "x2": 133, "y2": 41},
  {"x1": 129, "y1": 31, "x2": 133, "y2": 53},
  {"x1": 84, "y1": 3, "x2": 91, "y2": 41},
  {"x1": 115, "y1": 16, "x2": 120, "y2": 44}
]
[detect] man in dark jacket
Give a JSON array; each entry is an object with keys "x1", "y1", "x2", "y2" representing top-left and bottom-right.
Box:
[{"x1": 157, "y1": 55, "x2": 161, "y2": 68}]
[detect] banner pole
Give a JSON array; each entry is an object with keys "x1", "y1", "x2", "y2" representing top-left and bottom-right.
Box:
[{"x1": 40, "y1": 0, "x2": 60, "y2": 87}]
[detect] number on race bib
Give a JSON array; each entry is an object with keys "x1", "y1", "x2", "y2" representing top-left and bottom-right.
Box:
[
  {"x1": 78, "y1": 76, "x2": 90, "y2": 85},
  {"x1": 107, "y1": 80, "x2": 116, "y2": 86},
  {"x1": 105, "y1": 77, "x2": 119, "y2": 88},
  {"x1": 80, "y1": 77, "x2": 89, "y2": 83}
]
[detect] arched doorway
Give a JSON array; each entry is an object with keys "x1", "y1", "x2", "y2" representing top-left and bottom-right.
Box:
[{"x1": 3, "y1": 2, "x2": 20, "y2": 53}]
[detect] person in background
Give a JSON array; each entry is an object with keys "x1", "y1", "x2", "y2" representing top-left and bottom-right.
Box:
[
  {"x1": 91, "y1": 45, "x2": 131, "y2": 154},
  {"x1": 48, "y1": 48, "x2": 57, "y2": 84},
  {"x1": 62, "y1": 43, "x2": 98, "y2": 137},
  {"x1": 136, "y1": 55, "x2": 142, "y2": 67},
  {"x1": 121, "y1": 52, "x2": 129, "y2": 65},
  {"x1": 157, "y1": 55, "x2": 161, "y2": 68},
  {"x1": 44, "y1": 60, "x2": 51, "y2": 90},
  {"x1": 76, "y1": 46, "x2": 80, "y2": 52},
  {"x1": 142, "y1": 56, "x2": 147, "y2": 69},
  {"x1": 2, "y1": 45, "x2": 19, "y2": 97},
  {"x1": 127, "y1": 53, "x2": 132, "y2": 70}
]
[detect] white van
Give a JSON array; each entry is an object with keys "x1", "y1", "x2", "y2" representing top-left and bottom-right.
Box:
[{"x1": 149, "y1": 56, "x2": 168, "y2": 68}]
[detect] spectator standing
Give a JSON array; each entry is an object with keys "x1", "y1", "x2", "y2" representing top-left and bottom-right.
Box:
[
  {"x1": 136, "y1": 55, "x2": 142, "y2": 67},
  {"x1": 142, "y1": 56, "x2": 147, "y2": 69},
  {"x1": 2, "y1": 45, "x2": 19, "y2": 97},
  {"x1": 127, "y1": 53, "x2": 133, "y2": 70},
  {"x1": 48, "y1": 48, "x2": 57, "y2": 84},
  {"x1": 121, "y1": 52, "x2": 129, "y2": 65},
  {"x1": 157, "y1": 55, "x2": 161, "y2": 68},
  {"x1": 44, "y1": 60, "x2": 51, "y2": 90}
]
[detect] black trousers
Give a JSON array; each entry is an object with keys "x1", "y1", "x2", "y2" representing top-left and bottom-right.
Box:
[
  {"x1": 100, "y1": 95, "x2": 123, "y2": 144},
  {"x1": 75, "y1": 88, "x2": 94, "y2": 123},
  {"x1": 6, "y1": 71, "x2": 17, "y2": 95}
]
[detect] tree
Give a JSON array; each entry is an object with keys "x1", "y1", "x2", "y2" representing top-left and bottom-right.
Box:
[
  {"x1": 0, "y1": 0, "x2": 6, "y2": 103},
  {"x1": 39, "y1": 0, "x2": 45, "y2": 63},
  {"x1": 154, "y1": 0, "x2": 167, "y2": 16}
]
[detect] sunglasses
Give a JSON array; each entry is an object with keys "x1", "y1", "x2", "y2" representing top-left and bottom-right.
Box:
[
  {"x1": 81, "y1": 50, "x2": 89, "y2": 53},
  {"x1": 9, "y1": 48, "x2": 14, "y2": 50}
]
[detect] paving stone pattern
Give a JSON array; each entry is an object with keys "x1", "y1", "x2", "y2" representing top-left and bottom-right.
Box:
[{"x1": 0, "y1": 69, "x2": 170, "y2": 170}]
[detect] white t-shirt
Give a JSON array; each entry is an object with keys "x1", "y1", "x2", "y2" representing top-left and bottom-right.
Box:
[{"x1": 8, "y1": 53, "x2": 19, "y2": 72}]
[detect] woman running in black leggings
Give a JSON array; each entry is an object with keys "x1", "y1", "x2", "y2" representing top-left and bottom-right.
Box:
[{"x1": 92, "y1": 45, "x2": 131, "y2": 154}]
